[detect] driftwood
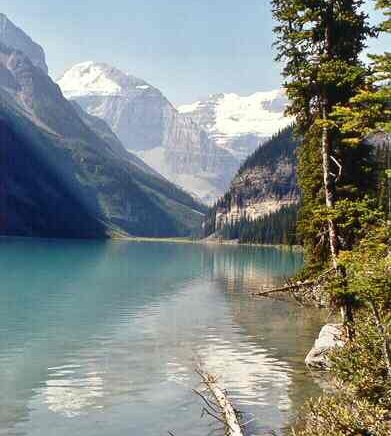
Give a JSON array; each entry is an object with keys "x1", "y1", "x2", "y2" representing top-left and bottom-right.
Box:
[
  {"x1": 195, "y1": 368, "x2": 244, "y2": 436},
  {"x1": 251, "y1": 281, "x2": 314, "y2": 296},
  {"x1": 251, "y1": 268, "x2": 335, "y2": 307}
]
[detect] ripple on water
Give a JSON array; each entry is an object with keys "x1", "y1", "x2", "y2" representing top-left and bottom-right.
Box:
[{"x1": 0, "y1": 240, "x2": 322, "y2": 436}]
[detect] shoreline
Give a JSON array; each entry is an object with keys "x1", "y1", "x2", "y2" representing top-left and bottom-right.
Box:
[
  {"x1": 113, "y1": 235, "x2": 303, "y2": 251},
  {"x1": 0, "y1": 234, "x2": 303, "y2": 251}
]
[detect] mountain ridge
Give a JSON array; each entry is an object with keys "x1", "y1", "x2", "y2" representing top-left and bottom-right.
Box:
[
  {"x1": 0, "y1": 38, "x2": 206, "y2": 238},
  {"x1": 178, "y1": 90, "x2": 292, "y2": 160},
  {"x1": 58, "y1": 61, "x2": 239, "y2": 204},
  {"x1": 0, "y1": 13, "x2": 48, "y2": 74}
]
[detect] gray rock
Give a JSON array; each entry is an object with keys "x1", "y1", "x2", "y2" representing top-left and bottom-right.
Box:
[
  {"x1": 305, "y1": 324, "x2": 345, "y2": 370},
  {"x1": 0, "y1": 13, "x2": 48, "y2": 74},
  {"x1": 0, "y1": 42, "x2": 206, "y2": 238},
  {"x1": 178, "y1": 90, "x2": 290, "y2": 161},
  {"x1": 58, "y1": 62, "x2": 239, "y2": 204}
]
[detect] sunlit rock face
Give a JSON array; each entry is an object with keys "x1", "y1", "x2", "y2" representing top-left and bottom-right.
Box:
[
  {"x1": 0, "y1": 42, "x2": 206, "y2": 238},
  {"x1": 204, "y1": 127, "x2": 300, "y2": 235},
  {"x1": 178, "y1": 90, "x2": 292, "y2": 161},
  {"x1": 58, "y1": 62, "x2": 167, "y2": 152},
  {"x1": 214, "y1": 160, "x2": 298, "y2": 230},
  {"x1": 0, "y1": 13, "x2": 48, "y2": 74},
  {"x1": 58, "y1": 62, "x2": 239, "y2": 204}
]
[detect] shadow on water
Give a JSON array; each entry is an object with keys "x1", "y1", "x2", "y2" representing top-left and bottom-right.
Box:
[{"x1": 0, "y1": 239, "x2": 324, "y2": 436}]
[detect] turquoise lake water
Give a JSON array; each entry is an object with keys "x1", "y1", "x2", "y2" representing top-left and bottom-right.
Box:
[{"x1": 0, "y1": 239, "x2": 324, "y2": 435}]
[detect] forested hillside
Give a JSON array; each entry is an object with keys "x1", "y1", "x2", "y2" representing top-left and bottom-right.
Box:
[
  {"x1": 218, "y1": 204, "x2": 299, "y2": 245},
  {"x1": 204, "y1": 127, "x2": 300, "y2": 244}
]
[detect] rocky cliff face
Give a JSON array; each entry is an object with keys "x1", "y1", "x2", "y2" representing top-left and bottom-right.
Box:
[
  {"x1": 58, "y1": 62, "x2": 170, "y2": 152},
  {"x1": 214, "y1": 161, "x2": 298, "y2": 230},
  {"x1": 0, "y1": 42, "x2": 206, "y2": 238},
  {"x1": 0, "y1": 13, "x2": 48, "y2": 74},
  {"x1": 58, "y1": 62, "x2": 239, "y2": 204},
  {"x1": 178, "y1": 90, "x2": 292, "y2": 161},
  {"x1": 205, "y1": 127, "x2": 299, "y2": 235}
]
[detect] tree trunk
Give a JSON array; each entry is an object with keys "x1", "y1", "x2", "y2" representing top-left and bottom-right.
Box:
[
  {"x1": 322, "y1": 7, "x2": 353, "y2": 337},
  {"x1": 369, "y1": 301, "x2": 391, "y2": 379},
  {"x1": 322, "y1": 4, "x2": 339, "y2": 269},
  {"x1": 321, "y1": 105, "x2": 339, "y2": 270}
]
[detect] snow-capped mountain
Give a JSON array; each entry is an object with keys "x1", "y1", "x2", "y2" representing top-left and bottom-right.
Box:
[
  {"x1": 0, "y1": 13, "x2": 48, "y2": 74},
  {"x1": 178, "y1": 90, "x2": 292, "y2": 160},
  {"x1": 58, "y1": 62, "x2": 239, "y2": 204},
  {"x1": 0, "y1": 40, "x2": 206, "y2": 238}
]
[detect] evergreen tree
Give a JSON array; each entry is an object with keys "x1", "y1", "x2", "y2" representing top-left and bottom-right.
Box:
[
  {"x1": 272, "y1": 0, "x2": 375, "y2": 271},
  {"x1": 332, "y1": 0, "x2": 391, "y2": 217},
  {"x1": 215, "y1": 204, "x2": 300, "y2": 245}
]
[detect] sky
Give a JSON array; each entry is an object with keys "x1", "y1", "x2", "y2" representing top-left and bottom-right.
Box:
[{"x1": 2, "y1": 0, "x2": 389, "y2": 104}]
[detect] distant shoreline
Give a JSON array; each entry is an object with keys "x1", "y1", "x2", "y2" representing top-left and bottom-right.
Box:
[
  {"x1": 114, "y1": 235, "x2": 303, "y2": 251},
  {"x1": 0, "y1": 234, "x2": 303, "y2": 251}
]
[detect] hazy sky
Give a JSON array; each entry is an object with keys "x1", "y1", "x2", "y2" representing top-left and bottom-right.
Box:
[{"x1": 2, "y1": 0, "x2": 389, "y2": 104}]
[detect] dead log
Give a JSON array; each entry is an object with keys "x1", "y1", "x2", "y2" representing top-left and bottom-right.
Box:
[
  {"x1": 252, "y1": 268, "x2": 335, "y2": 299},
  {"x1": 196, "y1": 368, "x2": 244, "y2": 436},
  {"x1": 251, "y1": 281, "x2": 314, "y2": 296}
]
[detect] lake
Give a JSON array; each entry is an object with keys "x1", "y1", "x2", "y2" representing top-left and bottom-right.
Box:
[{"x1": 0, "y1": 239, "x2": 325, "y2": 436}]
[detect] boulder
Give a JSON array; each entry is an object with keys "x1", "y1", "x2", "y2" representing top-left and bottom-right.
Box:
[{"x1": 305, "y1": 323, "x2": 345, "y2": 369}]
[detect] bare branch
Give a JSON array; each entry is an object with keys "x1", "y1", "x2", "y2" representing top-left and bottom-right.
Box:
[{"x1": 330, "y1": 155, "x2": 343, "y2": 181}]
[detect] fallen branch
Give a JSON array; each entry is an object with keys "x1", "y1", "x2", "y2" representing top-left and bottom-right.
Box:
[
  {"x1": 196, "y1": 368, "x2": 244, "y2": 436},
  {"x1": 251, "y1": 281, "x2": 314, "y2": 296},
  {"x1": 252, "y1": 268, "x2": 335, "y2": 298}
]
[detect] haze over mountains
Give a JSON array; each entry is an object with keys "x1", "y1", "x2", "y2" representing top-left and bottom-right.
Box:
[
  {"x1": 58, "y1": 62, "x2": 290, "y2": 204},
  {"x1": 0, "y1": 14, "x2": 205, "y2": 238},
  {"x1": 0, "y1": 13, "x2": 48, "y2": 74},
  {"x1": 57, "y1": 62, "x2": 237, "y2": 204},
  {"x1": 0, "y1": 12, "x2": 294, "y2": 239}
]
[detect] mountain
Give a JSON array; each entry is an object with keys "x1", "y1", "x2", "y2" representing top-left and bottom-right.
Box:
[
  {"x1": 57, "y1": 62, "x2": 239, "y2": 204},
  {"x1": 0, "y1": 42, "x2": 206, "y2": 238},
  {"x1": 178, "y1": 90, "x2": 292, "y2": 161},
  {"x1": 69, "y1": 99, "x2": 159, "y2": 176},
  {"x1": 204, "y1": 127, "x2": 300, "y2": 239},
  {"x1": 0, "y1": 13, "x2": 48, "y2": 74}
]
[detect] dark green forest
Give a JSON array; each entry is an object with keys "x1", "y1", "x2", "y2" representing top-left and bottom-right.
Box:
[
  {"x1": 218, "y1": 204, "x2": 299, "y2": 245},
  {"x1": 238, "y1": 126, "x2": 297, "y2": 175}
]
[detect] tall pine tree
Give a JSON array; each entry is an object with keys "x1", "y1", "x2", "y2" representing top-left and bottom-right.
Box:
[
  {"x1": 332, "y1": 0, "x2": 391, "y2": 218},
  {"x1": 272, "y1": 0, "x2": 375, "y2": 271}
]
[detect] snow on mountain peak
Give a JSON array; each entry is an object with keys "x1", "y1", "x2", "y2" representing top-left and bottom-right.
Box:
[
  {"x1": 57, "y1": 62, "x2": 149, "y2": 99},
  {"x1": 177, "y1": 101, "x2": 201, "y2": 114},
  {"x1": 178, "y1": 89, "x2": 291, "y2": 139}
]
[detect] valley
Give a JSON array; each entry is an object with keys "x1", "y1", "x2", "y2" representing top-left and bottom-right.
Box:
[{"x1": 0, "y1": 3, "x2": 389, "y2": 436}]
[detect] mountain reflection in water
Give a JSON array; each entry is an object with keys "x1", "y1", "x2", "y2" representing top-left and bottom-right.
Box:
[{"x1": 0, "y1": 239, "x2": 324, "y2": 436}]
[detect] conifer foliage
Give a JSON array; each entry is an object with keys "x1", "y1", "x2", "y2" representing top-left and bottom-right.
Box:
[
  {"x1": 272, "y1": 1, "x2": 391, "y2": 433},
  {"x1": 272, "y1": 0, "x2": 376, "y2": 270},
  {"x1": 219, "y1": 204, "x2": 299, "y2": 245}
]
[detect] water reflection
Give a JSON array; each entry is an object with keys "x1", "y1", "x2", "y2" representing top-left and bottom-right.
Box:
[
  {"x1": 0, "y1": 239, "x2": 322, "y2": 436},
  {"x1": 202, "y1": 244, "x2": 303, "y2": 291}
]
